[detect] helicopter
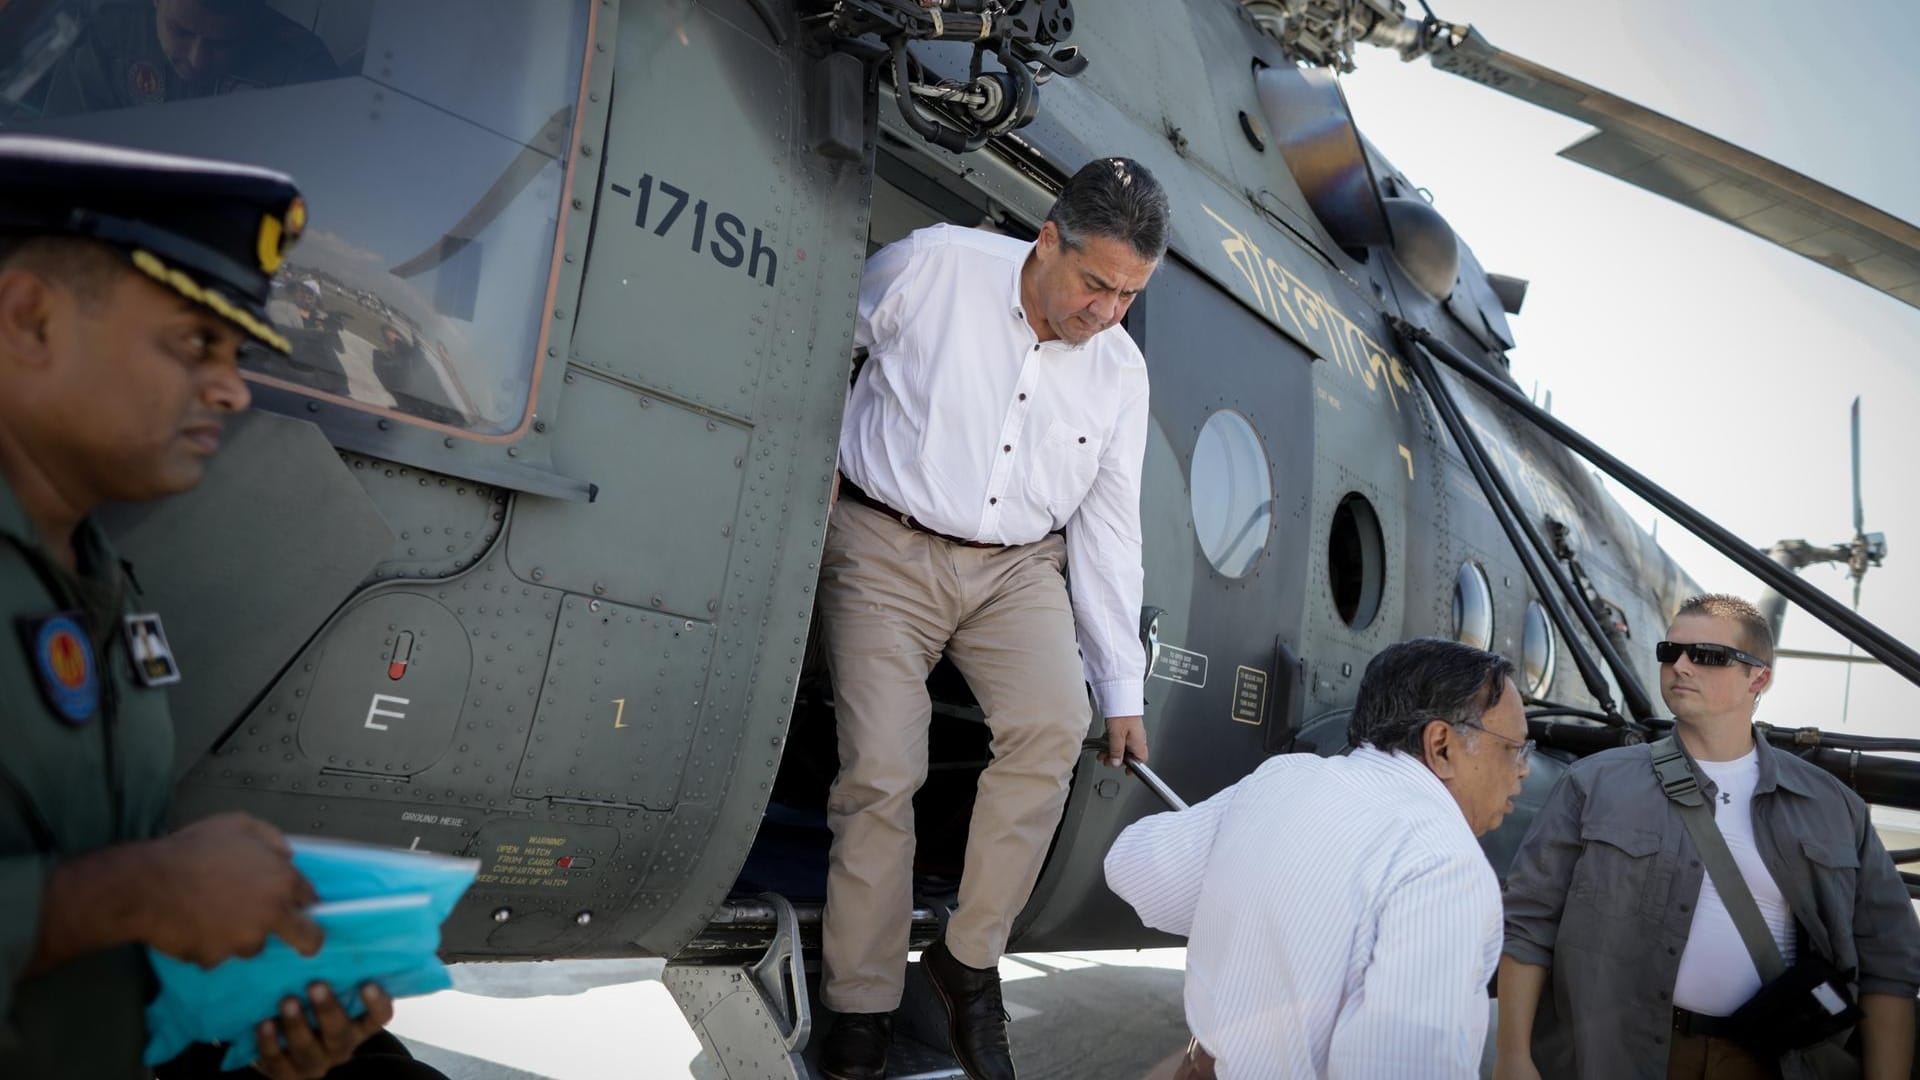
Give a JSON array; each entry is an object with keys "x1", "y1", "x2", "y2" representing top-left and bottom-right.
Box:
[{"x1": 4, "y1": 0, "x2": 1920, "y2": 1075}]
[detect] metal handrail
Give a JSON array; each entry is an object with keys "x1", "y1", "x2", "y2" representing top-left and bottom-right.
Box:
[
  {"x1": 1402, "y1": 337, "x2": 1653, "y2": 724},
  {"x1": 1393, "y1": 318, "x2": 1920, "y2": 688}
]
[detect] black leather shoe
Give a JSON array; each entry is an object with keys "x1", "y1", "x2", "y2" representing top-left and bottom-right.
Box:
[
  {"x1": 820, "y1": 1012, "x2": 892, "y2": 1080},
  {"x1": 922, "y1": 940, "x2": 1016, "y2": 1080}
]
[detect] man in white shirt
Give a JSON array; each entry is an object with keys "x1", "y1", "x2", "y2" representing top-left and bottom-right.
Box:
[
  {"x1": 817, "y1": 158, "x2": 1168, "y2": 1080},
  {"x1": 1105, "y1": 638, "x2": 1531, "y2": 1079}
]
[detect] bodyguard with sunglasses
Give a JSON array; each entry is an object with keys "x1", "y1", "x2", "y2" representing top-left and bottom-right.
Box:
[{"x1": 1496, "y1": 594, "x2": 1920, "y2": 1080}]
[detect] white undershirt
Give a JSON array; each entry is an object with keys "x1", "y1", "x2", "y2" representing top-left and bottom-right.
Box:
[{"x1": 1672, "y1": 747, "x2": 1798, "y2": 1016}]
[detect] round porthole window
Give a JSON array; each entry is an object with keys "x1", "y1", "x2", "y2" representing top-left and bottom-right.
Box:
[
  {"x1": 1190, "y1": 411, "x2": 1273, "y2": 578},
  {"x1": 1328, "y1": 493, "x2": 1384, "y2": 630},
  {"x1": 1453, "y1": 561, "x2": 1493, "y2": 650},
  {"x1": 1522, "y1": 600, "x2": 1557, "y2": 698}
]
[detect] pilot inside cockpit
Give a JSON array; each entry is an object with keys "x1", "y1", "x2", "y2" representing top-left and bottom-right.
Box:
[{"x1": 37, "y1": 0, "x2": 340, "y2": 117}]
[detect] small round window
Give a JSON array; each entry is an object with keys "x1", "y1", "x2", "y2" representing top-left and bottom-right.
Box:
[
  {"x1": 1522, "y1": 600, "x2": 1557, "y2": 698},
  {"x1": 1329, "y1": 493, "x2": 1384, "y2": 629},
  {"x1": 1453, "y1": 562, "x2": 1493, "y2": 650},
  {"x1": 1190, "y1": 411, "x2": 1272, "y2": 578}
]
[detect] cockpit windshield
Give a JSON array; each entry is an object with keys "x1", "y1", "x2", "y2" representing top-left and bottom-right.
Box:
[{"x1": 0, "y1": 0, "x2": 591, "y2": 437}]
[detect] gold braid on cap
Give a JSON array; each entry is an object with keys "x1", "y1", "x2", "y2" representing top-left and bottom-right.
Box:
[
  {"x1": 131, "y1": 248, "x2": 292, "y2": 354},
  {"x1": 256, "y1": 197, "x2": 306, "y2": 275}
]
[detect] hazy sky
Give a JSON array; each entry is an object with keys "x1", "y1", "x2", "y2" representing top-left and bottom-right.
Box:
[{"x1": 1339, "y1": 0, "x2": 1920, "y2": 736}]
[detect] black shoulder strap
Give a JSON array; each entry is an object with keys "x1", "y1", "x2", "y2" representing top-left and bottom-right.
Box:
[
  {"x1": 1650, "y1": 736, "x2": 1787, "y2": 983},
  {"x1": 1651, "y1": 734, "x2": 1706, "y2": 806}
]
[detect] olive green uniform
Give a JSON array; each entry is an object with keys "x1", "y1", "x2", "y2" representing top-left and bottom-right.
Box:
[
  {"x1": 0, "y1": 126, "x2": 307, "y2": 1079},
  {"x1": 0, "y1": 478, "x2": 178, "y2": 1078}
]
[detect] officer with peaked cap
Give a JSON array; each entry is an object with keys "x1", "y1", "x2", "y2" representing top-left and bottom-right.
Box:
[{"x1": 0, "y1": 134, "x2": 420, "y2": 1079}]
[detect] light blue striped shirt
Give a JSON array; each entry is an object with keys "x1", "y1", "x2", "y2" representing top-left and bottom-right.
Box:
[{"x1": 1104, "y1": 747, "x2": 1501, "y2": 1078}]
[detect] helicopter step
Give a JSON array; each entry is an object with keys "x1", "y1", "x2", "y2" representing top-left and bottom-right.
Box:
[
  {"x1": 663, "y1": 893, "x2": 966, "y2": 1079},
  {"x1": 674, "y1": 899, "x2": 949, "y2": 964}
]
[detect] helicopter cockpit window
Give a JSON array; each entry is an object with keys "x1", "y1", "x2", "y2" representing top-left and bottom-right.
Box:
[
  {"x1": 0, "y1": 0, "x2": 592, "y2": 437},
  {"x1": 1191, "y1": 410, "x2": 1273, "y2": 578},
  {"x1": 1453, "y1": 561, "x2": 1494, "y2": 650},
  {"x1": 1521, "y1": 599, "x2": 1557, "y2": 699}
]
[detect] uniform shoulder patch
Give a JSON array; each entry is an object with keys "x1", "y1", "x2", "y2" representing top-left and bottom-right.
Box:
[
  {"x1": 127, "y1": 60, "x2": 164, "y2": 105},
  {"x1": 19, "y1": 612, "x2": 99, "y2": 724}
]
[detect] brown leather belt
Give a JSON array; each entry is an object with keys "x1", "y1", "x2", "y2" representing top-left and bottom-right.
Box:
[{"x1": 839, "y1": 478, "x2": 1005, "y2": 549}]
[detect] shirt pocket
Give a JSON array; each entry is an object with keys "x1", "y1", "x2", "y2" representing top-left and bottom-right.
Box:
[
  {"x1": 1801, "y1": 836, "x2": 1860, "y2": 933},
  {"x1": 1027, "y1": 420, "x2": 1101, "y2": 513},
  {"x1": 1570, "y1": 820, "x2": 1664, "y2": 923}
]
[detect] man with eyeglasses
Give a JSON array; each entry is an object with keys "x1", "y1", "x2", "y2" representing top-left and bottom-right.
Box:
[
  {"x1": 1497, "y1": 594, "x2": 1920, "y2": 1080},
  {"x1": 1104, "y1": 638, "x2": 1531, "y2": 1078}
]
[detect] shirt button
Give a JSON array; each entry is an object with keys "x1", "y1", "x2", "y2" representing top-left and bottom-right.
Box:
[
  {"x1": 1032, "y1": 344, "x2": 1040, "y2": 352},
  {"x1": 1667, "y1": 946, "x2": 1678, "y2": 955},
  {"x1": 1690, "y1": 859, "x2": 1700, "y2": 868},
  {"x1": 1679, "y1": 903, "x2": 1691, "y2": 913},
  {"x1": 1003, "y1": 445, "x2": 1011, "y2": 453},
  {"x1": 1078, "y1": 436, "x2": 1087, "y2": 444},
  {"x1": 1658, "y1": 991, "x2": 1670, "y2": 1002},
  {"x1": 989, "y1": 497, "x2": 998, "y2": 505},
  {"x1": 1019, "y1": 393, "x2": 1028, "y2": 401},
  {"x1": 1654, "y1": 1036, "x2": 1665, "y2": 1046}
]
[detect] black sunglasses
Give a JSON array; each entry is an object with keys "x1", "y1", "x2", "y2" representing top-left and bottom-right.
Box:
[{"x1": 1656, "y1": 640, "x2": 1770, "y2": 669}]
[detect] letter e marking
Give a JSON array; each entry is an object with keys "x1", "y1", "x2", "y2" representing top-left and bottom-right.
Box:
[{"x1": 366, "y1": 693, "x2": 410, "y2": 731}]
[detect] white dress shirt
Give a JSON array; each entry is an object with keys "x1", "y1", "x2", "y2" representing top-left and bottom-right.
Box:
[
  {"x1": 841, "y1": 224, "x2": 1150, "y2": 718},
  {"x1": 1673, "y1": 747, "x2": 1798, "y2": 1015},
  {"x1": 1105, "y1": 748, "x2": 1502, "y2": 1079}
]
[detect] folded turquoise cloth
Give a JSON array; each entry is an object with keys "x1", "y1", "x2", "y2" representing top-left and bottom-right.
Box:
[{"x1": 144, "y1": 838, "x2": 478, "y2": 1071}]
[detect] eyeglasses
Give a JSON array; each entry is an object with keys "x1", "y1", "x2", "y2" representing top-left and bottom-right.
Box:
[
  {"x1": 1455, "y1": 721, "x2": 1534, "y2": 767},
  {"x1": 1656, "y1": 640, "x2": 1770, "y2": 669}
]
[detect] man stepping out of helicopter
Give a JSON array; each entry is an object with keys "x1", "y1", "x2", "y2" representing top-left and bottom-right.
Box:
[{"x1": 818, "y1": 157, "x2": 1168, "y2": 1080}]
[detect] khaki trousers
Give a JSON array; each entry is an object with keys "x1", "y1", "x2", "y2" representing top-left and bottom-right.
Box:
[{"x1": 817, "y1": 499, "x2": 1093, "y2": 1012}]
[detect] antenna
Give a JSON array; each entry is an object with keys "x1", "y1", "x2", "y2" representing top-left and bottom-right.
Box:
[{"x1": 1842, "y1": 397, "x2": 1865, "y2": 726}]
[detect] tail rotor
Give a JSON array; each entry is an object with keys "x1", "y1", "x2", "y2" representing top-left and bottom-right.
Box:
[{"x1": 1756, "y1": 397, "x2": 1887, "y2": 692}]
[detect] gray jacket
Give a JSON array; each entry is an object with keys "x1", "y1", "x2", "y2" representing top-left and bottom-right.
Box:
[{"x1": 1503, "y1": 728, "x2": 1920, "y2": 1080}]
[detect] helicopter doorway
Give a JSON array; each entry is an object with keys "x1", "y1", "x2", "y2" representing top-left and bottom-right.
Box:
[{"x1": 726, "y1": 150, "x2": 1037, "y2": 931}]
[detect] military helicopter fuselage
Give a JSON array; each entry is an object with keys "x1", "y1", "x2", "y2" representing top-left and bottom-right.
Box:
[{"x1": 0, "y1": 0, "x2": 1803, "y2": 976}]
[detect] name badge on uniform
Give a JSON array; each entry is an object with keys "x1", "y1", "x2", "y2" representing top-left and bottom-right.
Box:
[
  {"x1": 19, "y1": 612, "x2": 99, "y2": 725},
  {"x1": 124, "y1": 613, "x2": 182, "y2": 687}
]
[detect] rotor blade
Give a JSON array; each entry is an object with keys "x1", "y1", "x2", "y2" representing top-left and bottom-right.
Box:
[
  {"x1": 1843, "y1": 574, "x2": 1862, "y2": 726},
  {"x1": 1427, "y1": 28, "x2": 1920, "y2": 312},
  {"x1": 1852, "y1": 397, "x2": 1865, "y2": 537}
]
